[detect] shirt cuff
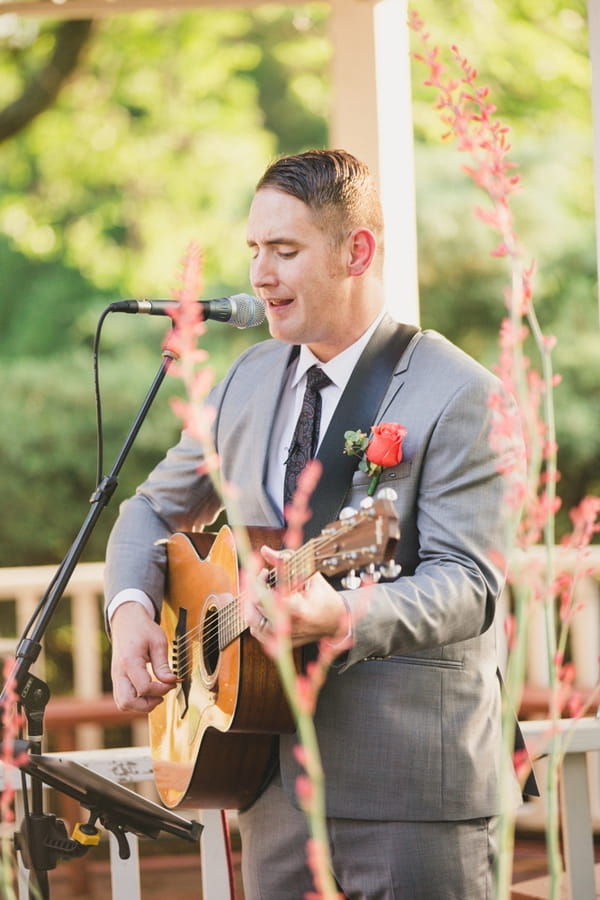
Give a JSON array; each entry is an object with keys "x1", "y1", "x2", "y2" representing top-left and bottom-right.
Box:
[{"x1": 106, "y1": 589, "x2": 156, "y2": 631}]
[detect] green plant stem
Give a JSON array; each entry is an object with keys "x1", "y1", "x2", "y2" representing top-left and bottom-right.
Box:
[
  {"x1": 1, "y1": 828, "x2": 16, "y2": 900},
  {"x1": 273, "y1": 640, "x2": 339, "y2": 899},
  {"x1": 525, "y1": 303, "x2": 562, "y2": 898},
  {"x1": 496, "y1": 579, "x2": 530, "y2": 898},
  {"x1": 367, "y1": 472, "x2": 380, "y2": 497}
]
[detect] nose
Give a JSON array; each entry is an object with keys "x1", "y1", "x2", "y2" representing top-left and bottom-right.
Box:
[{"x1": 250, "y1": 249, "x2": 277, "y2": 289}]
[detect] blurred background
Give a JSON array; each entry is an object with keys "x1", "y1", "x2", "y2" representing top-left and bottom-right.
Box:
[{"x1": 0, "y1": 0, "x2": 597, "y2": 588}]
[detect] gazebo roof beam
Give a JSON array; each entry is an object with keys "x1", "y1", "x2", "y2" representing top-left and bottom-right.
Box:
[{"x1": 0, "y1": 0, "x2": 270, "y2": 16}]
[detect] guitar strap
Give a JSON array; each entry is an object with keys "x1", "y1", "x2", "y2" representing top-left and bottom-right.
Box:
[{"x1": 302, "y1": 314, "x2": 419, "y2": 540}]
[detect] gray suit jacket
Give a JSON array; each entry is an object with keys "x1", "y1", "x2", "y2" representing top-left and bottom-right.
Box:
[{"x1": 105, "y1": 320, "x2": 521, "y2": 821}]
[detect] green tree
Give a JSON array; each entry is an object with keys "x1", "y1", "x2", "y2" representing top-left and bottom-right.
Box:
[
  {"x1": 0, "y1": 4, "x2": 330, "y2": 337},
  {"x1": 0, "y1": 5, "x2": 330, "y2": 565},
  {"x1": 0, "y1": 18, "x2": 94, "y2": 143},
  {"x1": 0, "y1": 0, "x2": 598, "y2": 566}
]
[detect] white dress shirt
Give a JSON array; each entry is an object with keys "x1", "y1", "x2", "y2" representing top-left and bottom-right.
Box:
[{"x1": 265, "y1": 313, "x2": 383, "y2": 514}]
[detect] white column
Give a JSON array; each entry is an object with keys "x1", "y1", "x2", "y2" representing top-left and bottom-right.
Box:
[
  {"x1": 328, "y1": 0, "x2": 420, "y2": 325},
  {"x1": 373, "y1": 0, "x2": 419, "y2": 325},
  {"x1": 588, "y1": 0, "x2": 600, "y2": 318},
  {"x1": 328, "y1": 0, "x2": 380, "y2": 180}
]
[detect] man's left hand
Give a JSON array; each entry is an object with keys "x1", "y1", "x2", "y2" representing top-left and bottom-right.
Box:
[{"x1": 247, "y1": 544, "x2": 351, "y2": 648}]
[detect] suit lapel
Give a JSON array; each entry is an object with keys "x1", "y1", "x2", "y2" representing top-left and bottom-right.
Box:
[
  {"x1": 256, "y1": 345, "x2": 300, "y2": 524},
  {"x1": 304, "y1": 316, "x2": 419, "y2": 538}
]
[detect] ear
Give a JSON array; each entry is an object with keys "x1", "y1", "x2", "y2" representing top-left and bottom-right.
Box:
[{"x1": 347, "y1": 228, "x2": 377, "y2": 276}]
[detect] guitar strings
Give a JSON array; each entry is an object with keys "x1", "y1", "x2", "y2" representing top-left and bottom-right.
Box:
[
  {"x1": 170, "y1": 546, "x2": 308, "y2": 679},
  {"x1": 175, "y1": 506, "x2": 384, "y2": 677},
  {"x1": 169, "y1": 526, "x2": 361, "y2": 679}
]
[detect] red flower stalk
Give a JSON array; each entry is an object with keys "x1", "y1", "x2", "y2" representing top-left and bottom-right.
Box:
[
  {"x1": 410, "y1": 10, "x2": 561, "y2": 559},
  {"x1": 409, "y1": 13, "x2": 600, "y2": 896},
  {"x1": 1, "y1": 660, "x2": 27, "y2": 828}
]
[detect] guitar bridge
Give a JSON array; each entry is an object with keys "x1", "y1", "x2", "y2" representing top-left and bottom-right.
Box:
[{"x1": 173, "y1": 606, "x2": 190, "y2": 718}]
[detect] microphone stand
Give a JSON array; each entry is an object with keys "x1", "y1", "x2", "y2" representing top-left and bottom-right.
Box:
[{"x1": 1, "y1": 343, "x2": 193, "y2": 899}]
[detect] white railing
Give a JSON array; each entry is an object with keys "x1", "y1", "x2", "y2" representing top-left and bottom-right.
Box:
[
  {"x1": 3, "y1": 732, "x2": 600, "y2": 900},
  {"x1": 494, "y1": 547, "x2": 600, "y2": 834},
  {"x1": 2, "y1": 552, "x2": 599, "y2": 739},
  {"x1": 515, "y1": 717, "x2": 600, "y2": 900},
  {"x1": 0, "y1": 560, "x2": 149, "y2": 752},
  {"x1": 1, "y1": 552, "x2": 599, "y2": 894}
]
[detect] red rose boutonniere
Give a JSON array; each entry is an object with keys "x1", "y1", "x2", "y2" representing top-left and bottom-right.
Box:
[{"x1": 344, "y1": 423, "x2": 407, "y2": 496}]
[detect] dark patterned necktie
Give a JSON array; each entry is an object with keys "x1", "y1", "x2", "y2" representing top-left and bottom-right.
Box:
[{"x1": 283, "y1": 365, "x2": 332, "y2": 507}]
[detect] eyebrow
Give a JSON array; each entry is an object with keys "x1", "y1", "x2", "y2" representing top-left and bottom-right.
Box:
[{"x1": 246, "y1": 237, "x2": 299, "y2": 248}]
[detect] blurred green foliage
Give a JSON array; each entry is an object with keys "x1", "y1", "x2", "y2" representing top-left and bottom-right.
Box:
[
  {"x1": 0, "y1": 0, "x2": 598, "y2": 570},
  {"x1": 410, "y1": 0, "x2": 599, "y2": 532},
  {"x1": 0, "y1": 4, "x2": 326, "y2": 565}
]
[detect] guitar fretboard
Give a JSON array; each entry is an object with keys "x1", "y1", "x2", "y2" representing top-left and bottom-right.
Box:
[{"x1": 217, "y1": 538, "x2": 318, "y2": 650}]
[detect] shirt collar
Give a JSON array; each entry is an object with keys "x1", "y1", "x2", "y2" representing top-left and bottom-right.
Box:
[{"x1": 291, "y1": 311, "x2": 385, "y2": 390}]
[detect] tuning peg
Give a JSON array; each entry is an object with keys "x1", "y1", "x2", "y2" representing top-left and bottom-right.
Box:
[
  {"x1": 380, "y1": 560, "x2": 402, "y2": 579},
  {"x1": 376, "y1": 487, "x2": 398, "y2": 501},
  {"x1": 339, "y1": 506, "x2": 358, "y2": 520},
  {"x1": 341, "y1": 570, "x2": 362, "y2": 590},
  {"x1": 361, "y1": 564, "x2": 382, "y2": 584},
  {"x1": 359, "y1": 496, "x2": 374, "y2": 510}
]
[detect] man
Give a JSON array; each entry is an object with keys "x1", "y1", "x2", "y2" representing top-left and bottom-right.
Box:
[{"x1": 105, "y1": 149, "x2": 520, "y2": 898}]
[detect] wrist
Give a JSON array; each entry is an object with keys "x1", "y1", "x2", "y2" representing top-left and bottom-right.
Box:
[
  {"x1": 324, "y1": 594, "x2": 353, "y2": 650},
  {"x1": 108, "y1": 592, "x2": 155, "y2": 633}
]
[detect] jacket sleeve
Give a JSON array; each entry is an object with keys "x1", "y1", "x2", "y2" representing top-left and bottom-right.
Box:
[{"x1": 103, "y1": 409, "x2": 223, "y2": 617}]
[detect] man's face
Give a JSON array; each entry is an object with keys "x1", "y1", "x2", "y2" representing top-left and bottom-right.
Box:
[{"x1": 247, "y1": 186, "x2": 353, "y2": 361}]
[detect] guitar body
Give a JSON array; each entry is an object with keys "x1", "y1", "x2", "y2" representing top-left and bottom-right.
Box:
[
  {"x1": 149, "y1": 500, "x2": 400, "y2": 811},
  {"x1": 150, "y1": 526, "x2": 296, "y2": 811}
]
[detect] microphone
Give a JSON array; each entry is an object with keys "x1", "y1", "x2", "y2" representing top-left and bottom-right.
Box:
[{"x1": 108, "y1": 293, "x2": 265, "y2": 329}]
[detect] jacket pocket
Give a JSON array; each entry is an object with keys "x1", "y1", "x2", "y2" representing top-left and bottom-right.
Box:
[
  {"x1": 364, "y1": 654, "x2": 464, "y2": 669},
  {"x1": 351, "y1": 459, "x2": 412, "y2": 488}
]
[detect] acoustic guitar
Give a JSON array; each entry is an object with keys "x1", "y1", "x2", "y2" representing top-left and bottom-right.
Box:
[{"x1": 149, "y1": 498, "x2": 399, "y2": 811}]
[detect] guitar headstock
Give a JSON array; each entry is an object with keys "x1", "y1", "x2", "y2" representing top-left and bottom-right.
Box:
[{"x1": 313, "y1": 497, "x2": 400, "y2": 581}]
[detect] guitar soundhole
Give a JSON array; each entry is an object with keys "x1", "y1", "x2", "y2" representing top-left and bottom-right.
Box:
[{"x1": 202, "y1": 604, "x2": 220, "y2": 676}]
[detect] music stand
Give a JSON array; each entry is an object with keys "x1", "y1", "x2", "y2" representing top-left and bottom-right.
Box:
[
  {"x1": 19, "y1": 752, "x2": 202, "y2": 846},
  {"x1": 6, "y1": 745, "x2": 202, "y2": 899}
]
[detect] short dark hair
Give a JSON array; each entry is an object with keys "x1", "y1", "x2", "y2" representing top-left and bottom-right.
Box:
[{"x1": 256, "y1": 149, "x2": 384, "y2": 257}]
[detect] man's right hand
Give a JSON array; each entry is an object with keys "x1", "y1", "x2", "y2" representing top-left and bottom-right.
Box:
[{"x1": 110, "y1": 602, "x2": 177, "y2": 711}]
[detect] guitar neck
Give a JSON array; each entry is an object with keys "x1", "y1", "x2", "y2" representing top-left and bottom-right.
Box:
[
  {"x1": 216, "y1": 498, "x2": 400, "y2": 651},
  {"x1": 218, "y1": 538, "x2": 318, "y2": 650}
]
